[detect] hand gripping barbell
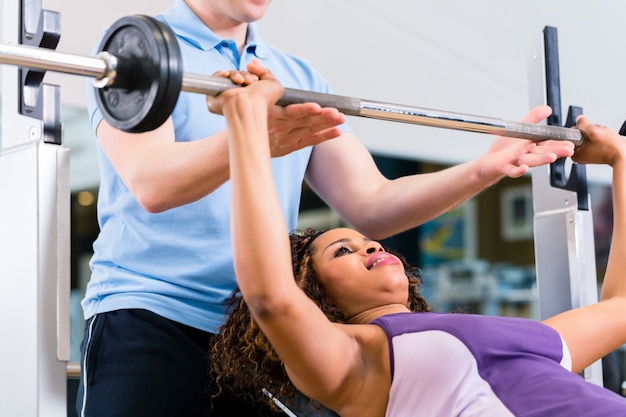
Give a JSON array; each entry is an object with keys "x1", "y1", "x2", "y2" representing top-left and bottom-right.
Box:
[{"x1": 0, "y1": 15, "x2": 584, "y2": 145}]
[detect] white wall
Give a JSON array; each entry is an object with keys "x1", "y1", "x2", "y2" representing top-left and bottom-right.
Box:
[
  {"x1": 3, "y1": 0, "x2": 625, "y2": 185},
  {"x1": 258, "y1": 1, "x2": 626, "y2": 183}
]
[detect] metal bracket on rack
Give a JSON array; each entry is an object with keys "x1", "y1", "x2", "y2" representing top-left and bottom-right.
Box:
[{"x1": 19, "y1": 0, "x2": 62, "y2": 144}]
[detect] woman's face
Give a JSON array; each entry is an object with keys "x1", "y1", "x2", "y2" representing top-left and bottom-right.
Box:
[{"x1": 310, "y1": 228, "x2": 410, "y2": 319}]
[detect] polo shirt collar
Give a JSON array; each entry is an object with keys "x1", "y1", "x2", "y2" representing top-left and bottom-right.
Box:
[{"x1": 161, "y1": 0, "x2": 269, "y2": 58}]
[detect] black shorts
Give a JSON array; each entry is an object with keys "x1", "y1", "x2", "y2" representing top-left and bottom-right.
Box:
[{"x1": 74, "y1": 309, "x2": 284, "y2": 417}]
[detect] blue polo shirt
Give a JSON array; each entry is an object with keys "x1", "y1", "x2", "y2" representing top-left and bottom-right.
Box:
[{"x1": 83, "y1": 0, "x2": 349, "y2": 333}]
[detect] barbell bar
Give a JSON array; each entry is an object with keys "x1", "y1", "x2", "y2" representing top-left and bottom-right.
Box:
[{"x1": 0, "y1": 15, "x2": 584, "y2": 145}]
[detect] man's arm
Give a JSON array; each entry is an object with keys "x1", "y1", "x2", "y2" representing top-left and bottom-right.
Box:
[
  {"x1": 97, "y1": 101, "x2": 345, "y2": 213},
  {"x1": 306, "y1": 105, "x2": 575, "y2": 239}
]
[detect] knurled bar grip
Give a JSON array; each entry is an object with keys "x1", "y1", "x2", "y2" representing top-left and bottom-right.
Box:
[
  {"x1": 0, "y1": 42, "x2": 584, "y2": 145},
  {"x1": 183, "y1": 73, "x2": 583, "y2": 145}
]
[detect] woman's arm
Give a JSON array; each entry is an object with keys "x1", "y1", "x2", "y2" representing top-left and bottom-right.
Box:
[
  {"x1": 543, "y1": 117, "x2": 626, "y2": 373},
  {"x1": 212, "y1": 61, "x2": 367, "y2": 407}
]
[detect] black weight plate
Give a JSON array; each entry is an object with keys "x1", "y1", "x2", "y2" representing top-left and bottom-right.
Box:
[{"x1": 95, "y1": 15, "x2": 182, "y2": 133}]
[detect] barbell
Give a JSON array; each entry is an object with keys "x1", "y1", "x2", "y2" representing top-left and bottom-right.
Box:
[{"x1": 0, "y1": 14, "x2": 584, "y2": 145}]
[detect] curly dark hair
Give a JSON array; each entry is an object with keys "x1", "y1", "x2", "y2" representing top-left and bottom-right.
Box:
[{"x1": 209, "y1": 228, "x2": 430, "y2": 411}]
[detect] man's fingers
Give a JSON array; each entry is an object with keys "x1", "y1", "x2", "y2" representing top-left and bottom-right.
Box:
[
  {"x1": 277, "y1": 102, "x2": 324, "y2": 119},
  {"x1": 518, "y1": 152, "x2": 559, "y2": 168},
  {"x1": 521, "y1": 105, "x2": 552, "y2": 123}
]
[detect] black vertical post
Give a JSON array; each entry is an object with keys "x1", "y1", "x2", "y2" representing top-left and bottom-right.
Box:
[{"x1": 543, "y1": 27, "x2": 588, "y2": 210}]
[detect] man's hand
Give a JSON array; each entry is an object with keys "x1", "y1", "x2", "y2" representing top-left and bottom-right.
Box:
[
  {"x1": 267, "y1": 102, "x2": 345, "y2": 157},
  {"x1": 477, "y1": 105, "x2": 575, "y2": 181},
  {"x1": 208, "y1": 59, "x2": 346, "y2": 158}
]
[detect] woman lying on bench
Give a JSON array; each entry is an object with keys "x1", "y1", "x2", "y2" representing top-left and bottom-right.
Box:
[{"x1": 208, "y1": 60, "x2": 626, "y2": 417}]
